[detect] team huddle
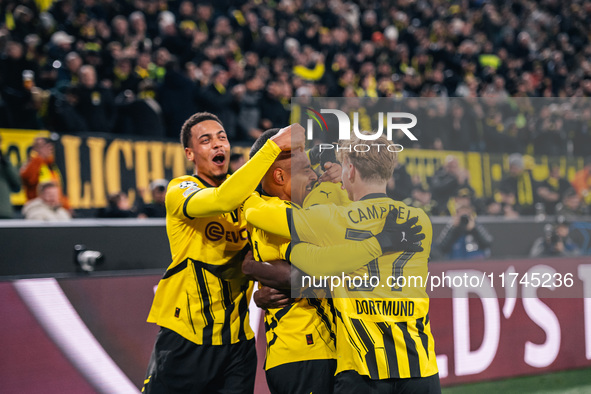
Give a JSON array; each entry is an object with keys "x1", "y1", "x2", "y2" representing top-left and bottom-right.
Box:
[{"x1": 142, "y1": 112, "x2": 441, "y2": 394}]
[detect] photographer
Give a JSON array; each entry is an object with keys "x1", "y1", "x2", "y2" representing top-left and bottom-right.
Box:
[
  {"x1": 436, "y1": 201, "x2": 494, "y2": 260},
  {"x1": 529, "y1": 216, "x2": 580, "y2": 257}
]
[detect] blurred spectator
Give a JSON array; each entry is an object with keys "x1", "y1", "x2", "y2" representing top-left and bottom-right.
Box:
[
  {"x1": 450, "y1": 187, "x2": 475, "y2": 215},
  {"x1": 47, "y1": 31, "x2": 75, "y2": 62},
  {"x1": 56, "y1": 51, "x2": 82, "y2": 87},
  {"x1": 536, "y1": 164, "x2": 572, "y2": 215},
  {"x1": 404, "y1": 185, "x2": 435, "y2": 215},
  {"x1": 497, "y1": 153, "x2": 536, "y2": 215},
  {"x1": 502, "y1": 202, "x2": 521, "y2": 219},
  {"x1": 259, "y1": 79, "x2": 290, "y2": 131},
  {"x1": 482, "y1": 198, "x2": 503, "y2": 217},
  {"x1": 436, "y1": 200, "x2": 494, "y2": 260},
  {"x1": 22, "y1": 181, "x2": 71, "y2": 221},
  {"x1": 229, "y1": 153, "x2": 246, "y2": 174},
  {"x1": 109, "y1": 57, "x2": 140, "y2": 97},
  {"x1": 386, "y1": 161, "x2": 413, "y2": 202},
  {"x1": 198, "y1": 68, "x2": 243, "y2": 139},
  {"x1": 571, "y1": 157, "x2": 591, "y2": 206},
  {"x1": 533, "y1": 106, "x2": 568, "y2": 156},
  {"x1": 0, "y1": 41, "x2": 42, "y2": 129},
  {"x1": 20, "y1": 136, "x2": 69, "y2": 209},
  {"x1": 154, "y1": 48, "x2": 196, "y2": 139},
  {"x1": 0, "y1": 134, "x2": 21, "y2": 219},
  {"x1": 136, "y1": 179, "x2": 168, "y2": 218},
  {"x1": 556, "y1": 188, "x2": 589, "y2": 220},
  {"x1": 49, "y1": 85, "x2": 88, "y2": 132},
  {"x1": 238, "y1": 74, "x2": 264, "y2": 140},
  {"x1": 529, "y1": 216, "x2": 580, "y2": 257},
  {"x1": 429, "y1": 155, "x2": 472, "y2": 215},
  {"x1": 96, "y1": 191, "x2": 137, "y2": 218},
  {"x1": 74, "y1": 65, "x2": 116, "y2": 132}
]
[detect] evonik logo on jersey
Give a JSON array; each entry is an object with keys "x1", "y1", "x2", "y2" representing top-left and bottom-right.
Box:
[{"x1": 305, "y1": 107, "x2": 418, "y2": 153}]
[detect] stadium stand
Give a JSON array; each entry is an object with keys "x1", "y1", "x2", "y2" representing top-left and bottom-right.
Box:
[{"x1": 0, "y1": 0, "x2": 589, "y2": 151}]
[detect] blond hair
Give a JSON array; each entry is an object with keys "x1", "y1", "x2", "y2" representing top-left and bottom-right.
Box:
[{"x1": 336, "y1": 134, "x2": 398, "y2": 183}]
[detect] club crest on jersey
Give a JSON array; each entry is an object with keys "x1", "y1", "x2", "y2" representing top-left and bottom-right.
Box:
[
  {"x1": 179, "y1": 181, "x2": 199, "y2": 189},
  {"x1": 179, "y1": 181, "x2": 201, "y2": 197}
]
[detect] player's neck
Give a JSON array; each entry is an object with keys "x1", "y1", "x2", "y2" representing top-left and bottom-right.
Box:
[
  {"x1": 351, "y1": 181, "x2": 387, "y2": 201},
  {"x1": 195, "y1": 169, "x2": 225, "y2": 187},
  {"x1": 262, "y1": 181, "x2": 289, "y2": 201}
]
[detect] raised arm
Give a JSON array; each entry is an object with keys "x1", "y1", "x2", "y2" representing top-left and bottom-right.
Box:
[
  {"x1": 183, "y1": 139, "x2": 281, "y2": 217},
  {"x1": 181, "y1": 124, "x2": 304, "y2": 218}
]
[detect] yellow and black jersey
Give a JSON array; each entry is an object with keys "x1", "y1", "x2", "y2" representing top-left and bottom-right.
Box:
[
  {"x1": 242, "y1": 181, "x2": 349, "y2": 240},
  {"x1": 246, "y1": 191, "x2": 336, "y2": 370},
  {"x1": 147, "y1": 139, "x2": 281, "y2": 346},
  {"x1": 290, "y1": 194, "x2": 438, "y2": 380},
  {"x1": 303, "y1": 180, "x2": 350, "y2": 208}
]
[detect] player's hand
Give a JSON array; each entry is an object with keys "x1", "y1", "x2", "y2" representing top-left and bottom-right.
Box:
[
  {"x1": 271, "y1": 123, "x2": 305, "y2": 151},
  {"x1": 253, "y1": 286, "x2": 292, "y2": 310},
  {"x1": 318, "y1": 162, "x2": 342, "y2": 183},
  {"x1": 241, "y1": 250, "x2": 257, "y2": 277},
  {"x1": 375, "y1": 209, "x2": 425, "y2": 254},
  {"x1": 319, "y1": 143, "x2": 337, "y2": 167}
]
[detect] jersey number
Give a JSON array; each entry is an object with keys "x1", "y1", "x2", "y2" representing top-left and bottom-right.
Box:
[{"x1": 345, "y1": 228, "x2": 415, "y2": 292}]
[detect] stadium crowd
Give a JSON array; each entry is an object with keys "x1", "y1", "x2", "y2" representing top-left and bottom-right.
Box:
[{"x1": 0, "y1": 0, "x2": 591, "y2": 154}]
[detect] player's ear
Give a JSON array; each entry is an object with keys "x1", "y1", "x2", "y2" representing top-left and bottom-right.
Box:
[
  {"x1": 185, "y1": 147, "x2": 194, "y2": 161},
  {"x1": 273, "y1": 167, "x2": 285, "y2": 185},
  {"x1": 348, "y1": 162, "x2": 356, "y2": 182}
]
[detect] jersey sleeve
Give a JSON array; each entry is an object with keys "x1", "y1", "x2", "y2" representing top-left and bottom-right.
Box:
[
  {"x1": 289, "y1": 204, "x2": 383, "y2": 276},
  {"x1": 176, "y1": 139, "x2": 281, "y2": 218},
  {"x1": 290, "y1": 238, "x2": 382, "y2": 276},
  {"x1": 242, "y1": 193, "x2": 292, "y2": 238}
]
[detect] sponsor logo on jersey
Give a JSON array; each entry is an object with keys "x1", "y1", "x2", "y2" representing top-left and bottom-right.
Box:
[{"x1": 205, "y1": 221, "x2": 248, "y2": 243}]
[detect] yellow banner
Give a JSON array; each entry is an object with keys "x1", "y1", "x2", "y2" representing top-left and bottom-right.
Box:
[{"x1": 1, "y1": 128, "x2": 584, "y2": 210}]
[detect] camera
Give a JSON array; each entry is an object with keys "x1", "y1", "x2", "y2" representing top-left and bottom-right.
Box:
[
  {"x1": 543, "y1": 224, "x2": 561, "y2": 247},
  {"x1": 459, "y1": 214, "x2": 470, "y2": 228},
  {"x1": 74, "y1": 244, "x2": 104, "y2": 272}
]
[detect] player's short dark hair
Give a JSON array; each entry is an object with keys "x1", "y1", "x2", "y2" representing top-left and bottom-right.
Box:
[
  {"x1": 249, "y1": 128, "x2": 280, "y2": 159},
  {"x1": 180, "y1": 112, "x2": 223, "y2": 149}
]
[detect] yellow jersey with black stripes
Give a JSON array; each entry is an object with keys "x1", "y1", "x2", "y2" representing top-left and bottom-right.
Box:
[
  {"x1": 246, "y1": 191, "x2": 337, "y2": 370},
  {"x1": 302, "y1": 180, "x2": 350, "y2": 208},
  {"x1": 147, "y1": 139, "x2": 282, "y2": 346},
  {"x1": 291, "y1": 194, "x2": 438, "y2": 380}
]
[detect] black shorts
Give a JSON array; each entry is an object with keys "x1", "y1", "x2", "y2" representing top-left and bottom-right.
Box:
[
  {"x1": 142, "y1": 327, "x2": 256, "y2": 394},
  {"x1": 265, "y1": 359, "x2": 337, "y2": 394},
  {"x1": 333, "y1": 370, "x2": 441, "y2": 394}
]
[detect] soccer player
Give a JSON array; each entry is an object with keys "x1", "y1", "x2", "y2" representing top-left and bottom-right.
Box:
[
  {"x1": 242, "y1": 129, "x2": 338, "y2": 394},
  {"x1": 242, "y1": 130, "x2": 427, "y2": 394},
  {"x1": 244, "y1": 134, "x2": 439, "y2": 393},
  {"x1": 142, "y1": 112, "x2": 302, "y2": 394},
  {"x1": 291, "y1": 135, "x2": 441, "y2": 393}
]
